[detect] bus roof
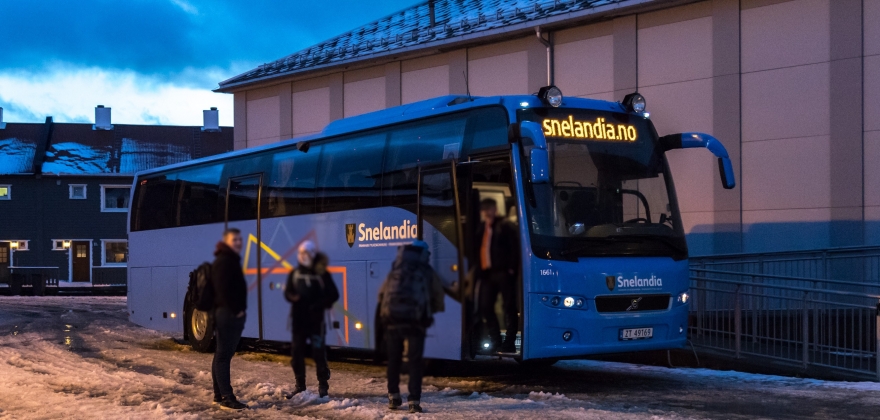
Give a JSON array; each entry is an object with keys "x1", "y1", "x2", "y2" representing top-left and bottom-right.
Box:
[{"x1": 133, "y1": 93, "x2": 630, "y2": 178}]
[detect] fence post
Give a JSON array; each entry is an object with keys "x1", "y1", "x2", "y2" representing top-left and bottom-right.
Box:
[
  {"x1": 803, "y1": 292, "x2": 809, "y2": 370},
  {"x1": 735, "y1": 284, "x2": 741, "y2": 359},
  {"x1": 876, "y1": 300, "x2": 880, "y2": 382}
]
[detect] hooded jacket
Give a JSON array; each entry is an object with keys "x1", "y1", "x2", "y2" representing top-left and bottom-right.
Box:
[
  {"x1": 284, "y1": 252, "x2": 340, "y2": 335},
  {"x1": 211, "y1": 241, "x2": 248, "y2": 314}
]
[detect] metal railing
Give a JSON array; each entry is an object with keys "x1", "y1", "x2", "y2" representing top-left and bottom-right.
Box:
[
  {"x1": 693, "y1": 246, "x2": 880, "y2": 284},
  {"x1": 92, "y1": 267, "x2": 127, "y2": 286},
  {"x1": 689, "y1": 264, "x2": 880, "y2": 380}
]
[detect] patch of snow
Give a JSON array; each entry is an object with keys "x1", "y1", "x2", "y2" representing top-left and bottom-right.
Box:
[{"x1": 0, "y1": 138, "x2": 36, "y2": 174}]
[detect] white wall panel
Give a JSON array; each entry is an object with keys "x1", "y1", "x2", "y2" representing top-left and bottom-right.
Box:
[
  {"x1": 741, "y1": 63, "x2": 830, "y2": 142},
  {"x1": 292, "y1": 87, "x2": 330, "y2": 136},
  {"x1": 246, "y1": 96, "x2": 280, "y2": 146},
  {"x1": 638, "y1": 17, "x2": 713, "y2": 87},
  {"x1": 554, "y1": 35, "x2": 613, "y2": 96},
  {"x1": 402, "y1": 65, "x2": 450, "y2": 104},
  {"x1": 741, "y1": 0, "x2": 830, "y2": 72},
  {"x1": 468, "y1": 51, "x2": 528, "y2": 96},
  {"x1": 343, "y1": 77, "x2": 386, "y2": 118}
]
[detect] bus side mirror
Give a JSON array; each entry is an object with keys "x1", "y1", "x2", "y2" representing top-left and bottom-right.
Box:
[
  {"x1": 511, "y1": 121, "x2": 550, "y2": 184},
  {"x1": 660, "y1": 132, "x2": 736, "y2": 189}
]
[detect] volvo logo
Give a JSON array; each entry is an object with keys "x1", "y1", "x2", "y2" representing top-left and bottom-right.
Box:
[{"x1": 626, "y1": 297, "x2": 643, "y2": 311}]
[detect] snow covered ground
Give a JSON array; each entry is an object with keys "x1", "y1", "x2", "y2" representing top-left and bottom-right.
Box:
[{"x1": 1, "y1": 297, "x2": 879, "y2": 419}]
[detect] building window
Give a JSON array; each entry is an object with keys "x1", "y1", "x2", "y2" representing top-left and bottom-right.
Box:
[
  {"x1": 0, "y1": 185, "x2": 10, "y2": 200},
  {"x1": 102, "y1": 240, "x2": 128, "y2": 265},
  {"x1": 52, "y1": 240, "x2": 71, "y2": 250},
  {"x1": 101, "y1": 185, "x2": 131, "y2": 212},
  {"x1": 69, "y1": 184, "x2": 87, "y2": 199}
]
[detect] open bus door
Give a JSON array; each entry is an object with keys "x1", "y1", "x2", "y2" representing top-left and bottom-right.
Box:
[
  {"x1": 415, "y1": 161, "x2": 468, "y2": 359},
  {"x1": 226, "y1": 174, "x2": 264, "y2": 341}
]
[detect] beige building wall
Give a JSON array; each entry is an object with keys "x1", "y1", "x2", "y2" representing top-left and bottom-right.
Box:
[{"x1": 227, "y1": 0, "x2": 877, "y2": 254}]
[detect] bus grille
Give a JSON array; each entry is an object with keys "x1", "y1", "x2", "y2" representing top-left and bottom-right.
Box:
[{"x1": 595, "y1": 294, "x2": 670, "y2": 313}]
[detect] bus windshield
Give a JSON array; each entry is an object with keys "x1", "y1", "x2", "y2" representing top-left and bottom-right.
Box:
[{"x1": 518, "y1": 108, "x2": 687, "y2": 261}]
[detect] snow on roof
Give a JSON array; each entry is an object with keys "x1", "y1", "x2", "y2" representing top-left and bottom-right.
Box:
[
  {"x1": 0, "y1": 122, "x2": 232, "y2": 176},
  {"x1": 0, "y1": 138, "x2": 37, "y2": 175},
  {"x1": 218, "y1": 0, "x2": 636, "y2": 90}
]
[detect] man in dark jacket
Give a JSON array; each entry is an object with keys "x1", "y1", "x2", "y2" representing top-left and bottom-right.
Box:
[
  {"x1": 379, "y1": 240, "x2": 445, "y2": 413},
  {"x1": 284, "y1": 241, "x2": 339, "y2": 398},
  {"x1": 211, "y1": 228, "x2": 248, "y2": 410},
  {"x1": 476, "y1": 198, "x2": 520, "y2": 353}
]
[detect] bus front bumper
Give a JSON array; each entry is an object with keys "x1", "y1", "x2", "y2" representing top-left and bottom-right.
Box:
[{"x1": 525, "y1": 295, "x2": 689, "y2": 360}]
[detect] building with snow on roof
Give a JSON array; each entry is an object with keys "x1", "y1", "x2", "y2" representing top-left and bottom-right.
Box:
[{"x1": 0, "y1": 106, "x2": 232, "y2": 294}]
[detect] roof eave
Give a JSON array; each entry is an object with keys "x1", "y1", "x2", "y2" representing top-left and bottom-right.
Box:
[{"x1": 214, "y1": 0, "x2": 680, "y2": 94}]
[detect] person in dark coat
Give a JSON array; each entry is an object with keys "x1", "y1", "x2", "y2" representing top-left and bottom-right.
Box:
[
  {"x1": 378, "y1": 240, "x2": 445, "y2": 413},
  {"x1": 476, "y1": 198, "x2": 520, "y2": 353},
  {"x1": 284, "y1": 240, "x2": 339, "y2": 398},
  {"x1": 211, "y1": 228, "x2": 248, "y2": 410}
]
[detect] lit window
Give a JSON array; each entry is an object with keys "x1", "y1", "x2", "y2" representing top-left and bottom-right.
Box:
[
  {"x1": 101, "y1": 185, "x2": 131, "y2": 212},
  {"x1": 8, "y1": 241, "x2": 28, "y2": 251},
  {"x1": 52, "y1": 240, "x2": 70, "y2": 250},
  {"x1": 0, "y1": 185, "x2": 10, "y2": 200},
  {"x1": 69, "y1": 184, "x2": 87, "y2": 199},
  {"x1": 75, "y1": 244, "x2": 87, "y2": 258},
  {"x1": 103, "y1": 240, "x2": 128, "y2": 265}
]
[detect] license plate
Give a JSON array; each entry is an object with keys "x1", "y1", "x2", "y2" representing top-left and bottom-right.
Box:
[{"x1": 620, "y1": 327, "x2": 653, "y2": 340}]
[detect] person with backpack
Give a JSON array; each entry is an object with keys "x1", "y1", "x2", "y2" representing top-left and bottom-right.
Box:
[
  {"x1": 284, "y1": 241, "x2": 339, "y2": 398},
  {"x1": 211, "y1": 228, "x2": 248, "y2": 410},
  {"x1": 378, "y1": 240, "x2": 445, "y2": 413}
]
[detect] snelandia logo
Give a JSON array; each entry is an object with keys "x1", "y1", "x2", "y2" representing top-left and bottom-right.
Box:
[
  {"x1": 617, "y1": 275, "x2": 663, "y2": 289},
  {"x1": 345, "y1": 224, "x2": 356, "y2": 248}
]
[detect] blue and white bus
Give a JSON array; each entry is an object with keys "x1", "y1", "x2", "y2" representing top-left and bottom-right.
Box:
[{"x1": 127, "y1": 87, "x2": 735, "y2": 363}]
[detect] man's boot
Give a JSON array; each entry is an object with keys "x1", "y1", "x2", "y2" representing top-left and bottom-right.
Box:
[
  {"x1": 286, "y1": 377, "x2": 307, "y2": 399},
  {"x1": 388, "y1": 393, "x2": 402, "y2": 409},
  {"x1": 318, "y1": 380, "x2": 329, "y2": 398}
]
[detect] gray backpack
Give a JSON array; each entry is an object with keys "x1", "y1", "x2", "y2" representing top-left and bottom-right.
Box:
[{"x1": 379, "y1": 256, "x2": 432, "y2": 326}]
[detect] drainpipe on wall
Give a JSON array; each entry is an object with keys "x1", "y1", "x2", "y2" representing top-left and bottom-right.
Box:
[{"x1": 536, "y1": 27, "x2": 554, "y2": 86}]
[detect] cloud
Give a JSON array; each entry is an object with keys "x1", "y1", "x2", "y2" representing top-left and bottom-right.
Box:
[
  {"x1": 0, "y1": 64, "x2": 234, "y2": 126},
  {"x1": 169, "y1": 0, "x2": 199, "y2": 15}
]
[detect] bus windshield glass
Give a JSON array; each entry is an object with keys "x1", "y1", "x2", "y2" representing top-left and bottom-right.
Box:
[{"x1": 518, "y1": 108, "x2": 687, "y2": 261}]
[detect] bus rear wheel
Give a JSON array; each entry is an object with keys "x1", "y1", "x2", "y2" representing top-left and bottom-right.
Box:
[{"x1": 183, "y1": 295, "x2": 215, "y2": 353}]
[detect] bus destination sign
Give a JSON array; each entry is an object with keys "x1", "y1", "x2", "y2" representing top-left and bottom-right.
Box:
[{"x1": 542, "y1": 116, "x2": 638, "y2": 142}]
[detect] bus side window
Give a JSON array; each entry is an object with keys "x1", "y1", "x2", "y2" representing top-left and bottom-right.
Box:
[
  {"x1": 266, "y1": 145, "x2": 320, "y2": 218},
  {"x1": 316, "y1": 134, "x2": 385, "y2": 213},
  {"x1": 132, "y1": 175, "x2": 176, "y2": 231},
  {"x1": 173, "y1": 164, "x2": 224, "y2": 227},
  {"x1": 383, "y1": 117, "x2": 466, "y2": 210}
]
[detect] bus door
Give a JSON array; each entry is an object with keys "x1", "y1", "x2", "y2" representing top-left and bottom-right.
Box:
[
  {"x1": 455, "y1": 154, "x2": 521, "y2": 358},
  {"x1": 225, "y1": 174, "x2": 264, "y2": 340},
  {"x1": 416, "y1": 162, "x2": 466, "y2": 359}
]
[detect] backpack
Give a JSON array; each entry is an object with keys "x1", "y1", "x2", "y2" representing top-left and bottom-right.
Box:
[
  {"x1": 189, "y1": 262, "x2": 214, "y2": 312},
  {"x1": 379, "y1": 258, "x2": 432, "y2": 326}
]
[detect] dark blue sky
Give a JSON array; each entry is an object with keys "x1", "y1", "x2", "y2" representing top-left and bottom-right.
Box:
[{"x1": 0, "y1": 0, "x2": 421, "y2": 124}]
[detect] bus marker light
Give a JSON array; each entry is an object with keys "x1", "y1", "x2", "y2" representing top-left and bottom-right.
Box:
[
  {"x1": 170, "y1": 313, "x2": 176, "y2": 319},
  {"x1": 520, "y1": 101, "x2": 529, "y2": 107},
  {"x1": 677, "y1": 292, "x2": 689, "y2": 304},
  {"x1": 355, "y1": 322, "x2": 362, "y2": 330},
  {"x1": 551, "y1": 296, "x2": 560, "y2": 306},
  {"x1": 563, "y1": 297, "x2": 574, "y2": 307},
  {"x1": 541, "y1": 296, "x2": 548, "y2": 302},
  {"x1": 562, "y1": 331, "x2": 572, "y2": 342},
  {"x1": 679, "y1": 326, "x2": 684, "y2": 334},
  {"x1": 575, "y1": 298, "x2": 584, "y2": 307}
]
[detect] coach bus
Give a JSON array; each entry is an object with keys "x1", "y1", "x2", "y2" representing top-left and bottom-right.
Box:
[{"x1": 127, "y1": 87, "x2": 735, "y2": 363}]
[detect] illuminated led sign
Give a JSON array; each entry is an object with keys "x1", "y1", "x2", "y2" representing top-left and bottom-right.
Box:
[{"x1": 542, "y1": 116, "x2": 638, "y2": 142}]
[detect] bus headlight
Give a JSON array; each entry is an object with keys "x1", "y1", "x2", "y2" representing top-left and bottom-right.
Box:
[
  {"x1": 538, "y1": 86, "x2": 563, "y2": 107},
  {"x1": 563, "y1": 297, "x2": 575, "y2": 307},
  {"x1": 623, "y1": 92, "x2": 646, "y2": 113},
  {"x1": 677, "y1": 292, "x2": 690, "y2": 304}
]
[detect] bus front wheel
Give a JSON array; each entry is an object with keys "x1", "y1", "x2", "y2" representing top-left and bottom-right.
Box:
[{"x1": 183, "y1": 295, "x2": 215, "y2": 353}]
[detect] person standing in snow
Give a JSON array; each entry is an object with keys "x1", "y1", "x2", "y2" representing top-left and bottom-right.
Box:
[
  {"x1": 378, "y1": 240, "x2": 445, "y2": 413},
  {"x1": 284, "y1": 241, "x2": 339, "y2": 398},
  {"x1": 211, "y1": 228, "x2": 248, "y2": 410}
]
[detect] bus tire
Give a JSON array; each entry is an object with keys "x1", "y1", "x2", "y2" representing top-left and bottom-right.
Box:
[{"x1": 183, "y1": 295, "x2": 215, "y2": 353}]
